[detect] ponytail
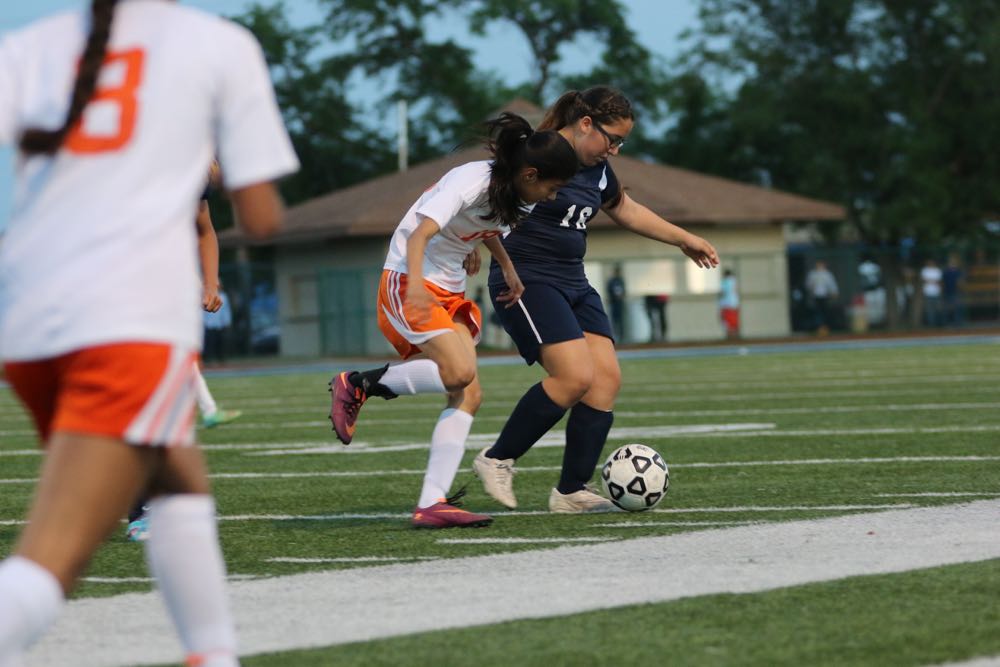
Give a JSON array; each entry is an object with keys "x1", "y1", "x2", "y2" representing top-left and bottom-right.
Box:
[
  {"x1": 481, "y1": 112, "x2": 577, "y2": 226},
  {"x1": 20, "y1": 0, "x2": 119, "y2": 155},
  {"x1": 537, "y1": 86, "x2": 635, "y2": 132}
]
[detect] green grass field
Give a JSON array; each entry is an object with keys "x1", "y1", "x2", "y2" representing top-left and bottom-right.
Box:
[{"x1": 2, "y1": 340, "x2": 999, "y2": 666}]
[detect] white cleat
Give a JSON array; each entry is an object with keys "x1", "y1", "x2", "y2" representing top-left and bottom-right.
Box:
[
  {"x1": 472, "y1": 447, "x2": 518, "y2": 509},
  {"x1": 548, "y1": 485, "x2": 616, "y2": 513}
]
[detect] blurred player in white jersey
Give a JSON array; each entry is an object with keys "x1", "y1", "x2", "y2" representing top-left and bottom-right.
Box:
[
  {"x1": 126, "y1": 163, "x2": 241, "y2": 543},
  {"x1": 0, "y1": 2, "x2": 299, "y2": 666},
  {"x1": 328, "y1": 113, "x2": 578, "y2": 528}
]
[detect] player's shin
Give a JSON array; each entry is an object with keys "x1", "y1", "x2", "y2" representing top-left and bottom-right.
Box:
[
  {"x1": 417, "y1": 408, "x2": 474, "y2": 508},
  {"x1": 143, "y1": 495, "x2": 238, "y2": 667}
]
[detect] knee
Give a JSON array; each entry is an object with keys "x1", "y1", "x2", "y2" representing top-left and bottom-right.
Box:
[
  {"x1": 551, "y1": 367, "x2": 593, "y2": 404},
  {"x1": 462, "y1": 383, "x2": 483, "y2": 413},
  {"x1": 438, "y1": 360, "x2": 476, "y2": 392},
  {"x1": 597, "y1": 365, "x2": 622, "y2": 396}
]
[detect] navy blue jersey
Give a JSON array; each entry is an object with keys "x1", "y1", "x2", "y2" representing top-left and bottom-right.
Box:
[{"x1": 489, "y1": 160, "x2": 621, "y2": 289}]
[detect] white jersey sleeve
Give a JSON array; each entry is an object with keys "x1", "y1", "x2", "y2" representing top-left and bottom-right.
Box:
[
  {"x1": 414, "y1": 164, "x2": 488, "y2": 231},
  {"x1": 0, "y1": 33, "x2": 21, "y2": 146},
  {"x1": 213, "y1": 24, "x2": 299, "y2": 190}
]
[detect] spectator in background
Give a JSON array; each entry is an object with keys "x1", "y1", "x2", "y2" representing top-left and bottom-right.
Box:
[
  {"x1": 719, "y1": 268, "x2": 740, "y2": 339},
  {"x1": 606, "y1": 265, "x2": 627, "y2": 341},
  {"x1": 805, "y1": 260, "x2": 839, "y2": 335},
  {"x1": 644, "y1": 294, "x2": 669, "y2": 342},
  {"x1": 858, "y1": 255, "x2": 882, "y2": 291},
  {"x1": 942, "y1": 254, "x2": 964, "y2": 326},
  {"x1": 921, "y1": 258, "x2": 943, "y2": 326},
  {"x1": 203, "y1": 289, "x2": 232, "y2": 364}
]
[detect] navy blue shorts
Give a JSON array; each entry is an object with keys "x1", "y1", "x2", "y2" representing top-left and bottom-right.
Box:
[{"x1": 489, "y1": 281, "x2": 613, "y2": 365}]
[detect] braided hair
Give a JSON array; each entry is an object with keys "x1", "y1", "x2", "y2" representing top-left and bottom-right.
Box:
[
  {"x1": 537, "y1": 86, "x2": 635, "y2": 132},
  {"x1": 20, "y1": 0, "x2": 119, "y2": 155}
]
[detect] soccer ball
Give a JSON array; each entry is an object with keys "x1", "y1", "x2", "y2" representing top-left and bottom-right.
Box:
[{"x1": 600, "y1": 444, "x2": 670, "y2": 511}]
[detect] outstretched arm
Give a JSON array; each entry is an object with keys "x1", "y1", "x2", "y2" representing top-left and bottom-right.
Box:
[{"x1": 605, "y1": 193, "x2": 719, "y2": 269}]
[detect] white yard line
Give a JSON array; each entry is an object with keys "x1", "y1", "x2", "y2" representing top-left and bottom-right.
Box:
[
  {"x1": 436, "y1": 537, "x2": 618, "y2": 545},
  {"x1": 616, "y1": 401, "x2": 1000, "y2": 417},
  {"x1": 1, "y1": 455, "x2": 995, "y2": 487},
  {"x1": 0, "y1": 504, "x2": 916, "y2": 528},
  {"x1": 593, "y1": 521, "x2": 763, "y2": 528},
  {"x1": 25, "y1": 500, "x2": 1000, "y2": 667},
  {"x1": 876, "y1": 492, "x2": 1000, "y2": 498},
  {"x1": 266, "y1": 556, "x2": 438, "y2": 564},
  {"x1": 934, "y1": 656, "x2": 1000, "y2": 667}
]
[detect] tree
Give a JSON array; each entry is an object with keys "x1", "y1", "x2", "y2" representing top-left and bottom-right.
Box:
[
  {"x1": 659, "y1": 0, "x2": 1000, "y2": 248},
  {"x1": 232, "y1": 2, "x2": 397, "y2": 206}
]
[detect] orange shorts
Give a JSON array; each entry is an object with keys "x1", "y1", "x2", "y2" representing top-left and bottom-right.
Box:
[
  {"x1": 721, "y1": 307, "x2": 740, "y2": 333},
  {"x1": 377, "y1": 270, "x2": 482, "y2": 359},
  {"x1": 4, "y1": 342, "x2": 198, "y2": 447}
]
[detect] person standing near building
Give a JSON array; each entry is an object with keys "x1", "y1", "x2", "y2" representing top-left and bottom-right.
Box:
[
  {"x1": 0, "y1": 2, "x2": 299, "y2": 665},
  {"x1": 805, "y1": 260, "x2": 839, "y2": 335},
  {"x1": 605, "y1": 264, "x2": 627, "y2": 340},
  {"x1": 942, "y1": 254, "x2": 964, "y2": 326},
  {"x1": 719, "y1": 268, "x2": 740, "y2": 339},
  {"x1": 921, "y1": 258, "x2": 944, "y2": 326}
]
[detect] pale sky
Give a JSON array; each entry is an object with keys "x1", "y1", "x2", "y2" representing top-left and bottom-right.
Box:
[{"x1": 0, "y1": 0, "x2": 701, "y2": 224}]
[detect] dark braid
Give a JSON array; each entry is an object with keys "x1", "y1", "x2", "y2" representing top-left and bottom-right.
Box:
[
  {"x1": 537, "y1": 86, "x2": 635, "y2": 132},
  {"x1": 20, "y1": 0, "x2": 119, "y2": 155}
]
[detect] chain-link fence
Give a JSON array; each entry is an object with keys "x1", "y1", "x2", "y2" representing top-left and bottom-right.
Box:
[{"x1": 788, "y1": 245, "x2": 1000, "y2": 334}]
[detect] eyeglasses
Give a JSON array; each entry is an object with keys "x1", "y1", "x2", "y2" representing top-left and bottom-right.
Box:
[{"x1": 593, "y1": 122, "x2": 626, "y2": 150}]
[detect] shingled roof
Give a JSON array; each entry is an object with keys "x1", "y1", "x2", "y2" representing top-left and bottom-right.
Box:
[{"x1": 222, "y1": 101, "x2": 844, "y2": 246}]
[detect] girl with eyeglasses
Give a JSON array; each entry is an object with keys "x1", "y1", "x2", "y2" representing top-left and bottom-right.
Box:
[{"x1": 473, "y1": 86, "x2": 719, "y2": 513}]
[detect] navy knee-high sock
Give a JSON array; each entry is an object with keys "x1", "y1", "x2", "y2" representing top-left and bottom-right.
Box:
[
  {"x1": 557, "y1": 402, "x2": 614, "y2": 494},
  {"x1": 486, "y1": 382, "x2": 567, "y2": 461}
]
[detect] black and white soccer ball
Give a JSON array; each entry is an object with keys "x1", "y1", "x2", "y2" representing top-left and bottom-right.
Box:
[{"x1": 600, "y1": 444, "x2": 670, "y2": 511}]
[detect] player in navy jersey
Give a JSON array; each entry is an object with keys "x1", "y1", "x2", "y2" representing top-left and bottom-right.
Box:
[{"x1": 473, "y1": 86, "x2": 719, "y2": 513}]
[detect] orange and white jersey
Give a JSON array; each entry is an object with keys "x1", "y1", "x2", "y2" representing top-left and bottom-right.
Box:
[
  {"x1": 0, "y1": 1, "x2": 299, "y2": 361},
  {"x1": 384, "y1": 161, "x2": 522, "y2": 293}
]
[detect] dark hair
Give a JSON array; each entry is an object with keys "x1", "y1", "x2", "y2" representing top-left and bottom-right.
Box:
[
  {"x1": 481, "y1": 112, "x2": 578, "y2": 226},
  {"x1": 20, "y1": 0, "x2": 119, "y2": 155},
  {"x1": 537, "y1": 86, "x2": 635, "y2": 132}
]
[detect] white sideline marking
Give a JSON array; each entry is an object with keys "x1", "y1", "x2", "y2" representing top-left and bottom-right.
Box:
[
  {"x1": 934, "y1": 656, "x2": 1000, "y2": 667},
  {"x1": 1, "y1": 455, "x2": 995, "y2": 488},
  {"x1": 213, "y1": 504, "x2": 913, "y2": 523},
  {"x1": 266, "y1": 557, "x2": 438, "y2": 564},
  {"x1": 436, "y1": 537, "x2": 618, "y2": 545},
  {"x1": 0, "y1": 504, "x2": 923, "y2": 528},
  {"x1": 876, "y1": 492, "x2": 1000, "y2": 498},
  {"x1": 616, "y1": 401, "x2": 1000, "y2": 418},
  {"x1": 593, "y1": 521, "x2": 763, "y2": 528},
  {"x1": 249, "y1": 423, "x2": 777, "y2": 456},
  {"x1": 25, "y1": 500, "x2": 1000, "y2": 667},
  {"x1": 81, "y1": 575, "x2": 259, "y2": 584}
]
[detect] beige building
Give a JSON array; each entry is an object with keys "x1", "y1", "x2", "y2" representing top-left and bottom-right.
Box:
[{"x1": 224, "y1": 115, "x2": 843, "y2": 357}]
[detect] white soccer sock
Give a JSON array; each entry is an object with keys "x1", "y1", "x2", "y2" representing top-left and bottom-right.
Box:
[
  {"x1": 417, "y1": 408, "x2": 474, "y2": 508},
  {"x1": 194, "y1": 367, "x2": 218, "y2": 416},
  {"x1": 0, "y1": 556, "x2": 64, "y2": 666},
  {"x1": 379, "y1": 359, "x2": 447, "y2": 395},
  {"x1": 144, "y1": 495, "x2": 238, "y2": 667}
]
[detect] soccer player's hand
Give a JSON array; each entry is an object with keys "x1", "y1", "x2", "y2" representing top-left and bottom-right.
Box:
[
  {"x1": 203, "y1": 284, "x2": 222, "y2": 312},
  {"x1": 403, "y1": 283, "x2": 435, "y2": 324},
  {"x1": 680, "y1": 233, "x2": 720, "y2": 269},
  {"x1": 494, "y1": 265, "x2": 524, "y2": 307},
  {"x1": 463, "y1": 250, "x2": 481, "y2": 276}
]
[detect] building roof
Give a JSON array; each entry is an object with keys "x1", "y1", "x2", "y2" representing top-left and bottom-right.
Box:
[{"x1": 221, "y1": 104, "x2": 845, "y2": 247}]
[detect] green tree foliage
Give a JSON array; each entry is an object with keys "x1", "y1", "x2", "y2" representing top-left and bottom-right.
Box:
[
  {"x1": 231, "y1": 2, "x2": 397, "y2": 205},
  {"x1": 659, "y1": 0, "x2": 1000, "y2": 246}
]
